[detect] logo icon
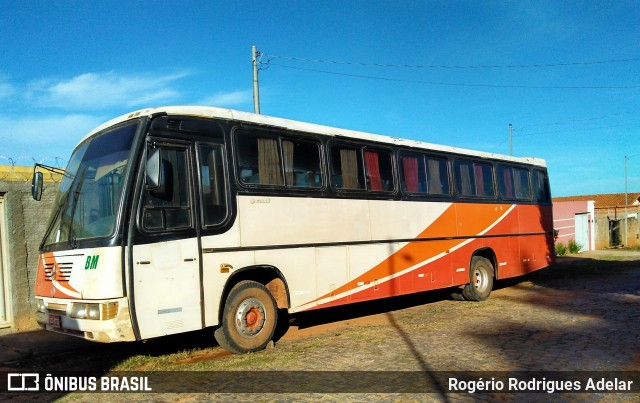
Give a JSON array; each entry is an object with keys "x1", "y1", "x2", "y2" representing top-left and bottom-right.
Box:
[{"x1": 7, "y1": 373, "x2": 40, "y2": 391}]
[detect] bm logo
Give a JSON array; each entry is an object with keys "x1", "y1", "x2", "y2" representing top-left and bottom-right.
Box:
[{"x1": 85, "y1": 255, "x2": 99, "y2": 270}]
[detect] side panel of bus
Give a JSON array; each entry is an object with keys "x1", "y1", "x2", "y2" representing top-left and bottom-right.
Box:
[{"x1": 199, "y1": 195, "x2": 553, "y2": 317}]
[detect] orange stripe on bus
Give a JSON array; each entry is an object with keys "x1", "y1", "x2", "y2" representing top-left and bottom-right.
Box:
[
  {"x1": 314, "y1": 203, "x2": 514, "y2": 301},
  {"x1": 34, "y1": 252, "x2": 81, "y2": 299}
]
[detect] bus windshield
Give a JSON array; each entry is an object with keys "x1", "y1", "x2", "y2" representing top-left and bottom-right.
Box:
[{"x1": 43, "y1": 122, "x2": 138, "y2": 248}]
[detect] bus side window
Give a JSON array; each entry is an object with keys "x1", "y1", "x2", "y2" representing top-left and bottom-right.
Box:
[
  {"x1": 426, "y1": 157, "x2": 450, "y2": 195},
  {"x1": 331, "y1": 145, "x2": 365, "y2": 190},
  {"x1": 282, "y1": 139, "x2": 322, "y2": 188},
  {"x1": 534, "y1": 169, "x2": 551, "y2": 203},
  {"x1": 364, "y1": 149, "x2": 394, "y2": 191},
  {"x1": 499, "y1": 165, "x2": 531, "y2": 200},
  {"x1": 455, "y1": 160, "x2": 476, "y2": 196},
  {"x1": 400, "y1": 154, "x2": 427, "y2": 193},
  {"x1": 514, "y1": 167, "x2": 531, "y2": 199},
  {"x1": 237, "y1": 132, "x2": 284, "y2": 186},
  {"x1": 198, "y1": 144, "x2": 228, "y2": 227},
  {"x1": 455, "y1": 160, "x2": 495, "y2": 198},
  {"x1": 498, "y1": 165, "x2": 515, "y2": 198}
]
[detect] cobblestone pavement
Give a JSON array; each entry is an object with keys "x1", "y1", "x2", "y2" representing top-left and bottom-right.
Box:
[{"x1": 1, "y1": 251, "x2": 639, "y2": 402}]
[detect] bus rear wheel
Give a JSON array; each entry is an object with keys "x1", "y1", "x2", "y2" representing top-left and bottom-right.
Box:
[
  {"x1": 461, "y1": 256, "x2": 494, "y2": 301},
  {"x1": 214, "y1": 280, "x2": 278, "y2": 354}
]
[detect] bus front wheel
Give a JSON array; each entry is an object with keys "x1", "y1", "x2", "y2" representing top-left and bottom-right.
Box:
[
  {"x1": 461, "y1": 256, "x2": 494, "y2": 301},
  {"x1": 214, "y1": 280, "x2": 278, "y2": 354}
]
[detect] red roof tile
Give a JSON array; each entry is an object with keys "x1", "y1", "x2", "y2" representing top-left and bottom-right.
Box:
[{"x1": 553, "y1": 193, "x2": 640, "y2": 208}]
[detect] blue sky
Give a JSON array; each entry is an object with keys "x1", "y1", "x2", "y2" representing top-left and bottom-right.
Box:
[{"x1": 1, "y1": 1, "x2": 638, "y2": 197}]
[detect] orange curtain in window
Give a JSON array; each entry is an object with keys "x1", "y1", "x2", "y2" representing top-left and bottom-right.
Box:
[
  {"x1": 402, "y1": 157, "x2": 419, "y2": 193},
  {"x1": 282, "y1": 140, "x2": 294, "y2": 186},
  {"x1": 339, "y1": 148, "x2": 359, "y2": 189},
  {"x1": 258, "y1": 138, "x2": 283, "y2": 185},
  {"x1": 364, "y1": 150, "x2": 382, "y2": 191}
]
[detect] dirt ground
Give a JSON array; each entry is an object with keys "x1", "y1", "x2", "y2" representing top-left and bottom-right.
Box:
[{"x1": 1, "y1": 250, "x2": 639, "y2": 401}]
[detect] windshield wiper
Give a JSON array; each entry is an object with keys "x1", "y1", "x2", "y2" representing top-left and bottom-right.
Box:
[{"x1": 67, "y1": 168, "x2": 87, "y2": 249}]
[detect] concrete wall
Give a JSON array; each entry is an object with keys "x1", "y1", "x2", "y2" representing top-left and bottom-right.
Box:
[
  {"x1": 595, "y1": 206, "x2": 639, "y2": 249},
  {"x1": 0, "y1": 167, "x2": 59, "y2": 332}
]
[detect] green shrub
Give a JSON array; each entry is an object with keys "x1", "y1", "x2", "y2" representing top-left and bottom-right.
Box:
[
  {"x1": 555, "y1": 242, "x2": 567, "y2": 256},
  {"x1": 567, "y1": 239, "x2": 582, "y2": 254}
]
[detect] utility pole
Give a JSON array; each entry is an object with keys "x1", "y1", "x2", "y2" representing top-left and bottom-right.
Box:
[
  {"x1": 252, "y1": 45, "x2": 261, "y2": 114},
  {"x1": 509, "y1": 123, "x2": 513, "y2": 156},
  {"x1": 625, "y1": 155, "x2": 628, "y2": 246}
]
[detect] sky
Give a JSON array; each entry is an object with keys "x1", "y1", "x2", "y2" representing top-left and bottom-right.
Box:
[{"x1": 1, "y1": 1, "x2": 638, "y2": 197}]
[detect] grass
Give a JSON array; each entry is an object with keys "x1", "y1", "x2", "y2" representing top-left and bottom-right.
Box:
[
  {"x1": 567, "y1": 239, "x2": 582, "y2": 254},
  {"x1": 555, "y1": 240, "x2": 583, "y2": 256},
  {"x1": 555, "y1": 242, "x2": 568, "y2": 256}
]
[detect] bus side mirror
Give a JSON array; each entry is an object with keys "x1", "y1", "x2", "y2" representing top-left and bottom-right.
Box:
[
  {"x1": 146, "y1": 149, "x2": 161, "y2": 190},
  {"x1": 32, "y1": 171, "x2": 43, "y2": 201},
  {"x1": 145, "y1": 149, "x2": 173, "y2": 200}
]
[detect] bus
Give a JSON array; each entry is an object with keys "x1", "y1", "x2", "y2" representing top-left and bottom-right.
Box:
[{"x1": 31, "y1": 106, "x2": 554, "y2": 354}]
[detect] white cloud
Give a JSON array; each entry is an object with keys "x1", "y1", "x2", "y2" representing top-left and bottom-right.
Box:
[
  {"x1": 197, "y1": 90, "x2": 252, "y2": 108},
  {"x1": 27, "y1": 71, "x2": 190, "y2": 110}
]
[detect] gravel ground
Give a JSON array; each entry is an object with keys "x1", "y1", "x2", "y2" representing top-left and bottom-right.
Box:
[{"x1": 2, "y1": 251, "x2": 639, "y2": 402}]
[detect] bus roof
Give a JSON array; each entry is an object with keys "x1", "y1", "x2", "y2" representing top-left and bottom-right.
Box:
[{"x1": 83, "y1": 105, "x2": 547, "y2": 167}]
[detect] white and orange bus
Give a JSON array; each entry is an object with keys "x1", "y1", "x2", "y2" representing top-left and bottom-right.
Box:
[{"x1": 32, "y1": 106, "x2": 554, "y2": 353}]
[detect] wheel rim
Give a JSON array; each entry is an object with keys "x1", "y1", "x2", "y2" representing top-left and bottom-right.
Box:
[
  {"x1": 234, "y1": 297, "x2": 266, "y2": 338},
  {"x1": 473, "y1": 268, "x2": 489, "y2": 291}
]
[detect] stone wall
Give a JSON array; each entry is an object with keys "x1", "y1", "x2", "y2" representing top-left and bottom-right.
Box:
[{"x1": 1, "y1": 166, "x2": 59, "y2": 331}]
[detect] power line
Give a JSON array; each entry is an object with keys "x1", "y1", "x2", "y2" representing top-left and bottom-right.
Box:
[
  {"x1": 497, "y1": 121, "x2": 640, "y2": 149},
  {"x1": 265, "y1": 54, "x2": 640, "y2": 70},
  {"x1": 513, "y1": 122, "x2": 640, "y2": 137},
  {"x1": 517, "y1": 108, "x2": 640, "y2": 131},
  {"x1": 267, "y1": 62, "x2": 640, "y2": 89}
]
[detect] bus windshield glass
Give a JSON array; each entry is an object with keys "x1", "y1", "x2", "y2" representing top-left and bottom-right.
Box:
[{"x1": 43, "y1": 122, "x2": 138, "y2": 248}]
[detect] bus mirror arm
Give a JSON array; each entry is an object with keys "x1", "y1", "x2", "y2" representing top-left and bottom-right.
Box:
[{"x1": 31, "y1": 162, "x2": 65, "y2": 201}]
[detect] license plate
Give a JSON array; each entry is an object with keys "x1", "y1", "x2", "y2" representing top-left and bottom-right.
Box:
[{"x1": 49, "y1": 314, "x2": 61, "y2": 328}]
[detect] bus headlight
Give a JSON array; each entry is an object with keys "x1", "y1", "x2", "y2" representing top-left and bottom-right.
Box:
[
  {"x1": 36, "y1": 298, "x2": 46, "y2": 313},
  {"x1": 70, "y1": 303, "x2": 100, "y2": 320},
  {"x1": 69, "y1": 302, "x2": 118, "y2": 320}
]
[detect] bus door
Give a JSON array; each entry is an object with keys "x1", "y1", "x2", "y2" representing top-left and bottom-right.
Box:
[{"x1": 131, "y1": 140, "x2": 203, "y2": 339}]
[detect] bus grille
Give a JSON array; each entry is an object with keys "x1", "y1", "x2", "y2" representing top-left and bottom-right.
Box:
[{"x1": 44, "y1": 261, "x2": 73, "y2": 281}]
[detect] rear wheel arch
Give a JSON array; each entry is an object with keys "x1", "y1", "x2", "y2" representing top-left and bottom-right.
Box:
[
  {"x1": 218, "y1": 265, "x2": 290, "y2": 321},
  {"x1": 472, "y1": 248, "x2": 498, "y2": 278}
]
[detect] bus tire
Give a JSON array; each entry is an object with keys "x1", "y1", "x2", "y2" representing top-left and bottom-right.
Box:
[
  {"x1": 461, "y1": 256, "x2": 494, "y2": 301},
  {"x1": 214, "y1": 280, "x2": 278, "y2": 354}
]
